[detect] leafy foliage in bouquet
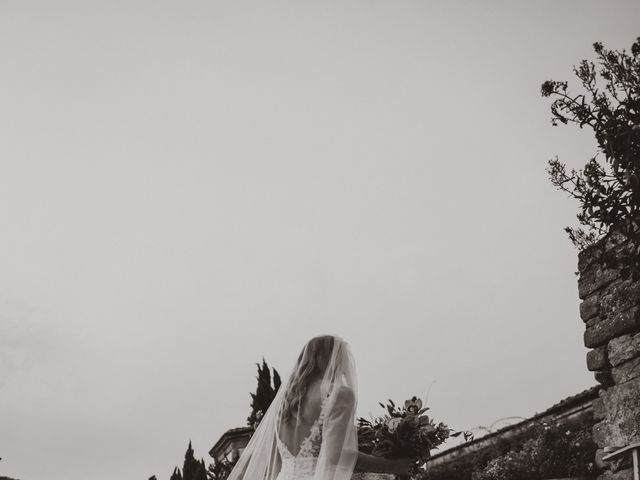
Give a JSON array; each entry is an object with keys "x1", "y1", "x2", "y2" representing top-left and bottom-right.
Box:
[
  {"x1": 541, "y1": 37, "x2": 640, "y2": 278},
  {"x1": 357, "y1": 397, "x2": 470, "y2": 473}
]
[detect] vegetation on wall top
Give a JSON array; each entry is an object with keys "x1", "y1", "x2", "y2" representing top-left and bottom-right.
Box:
[{"x1": 542, "y1": 37, "x2": 640, "y2": 277}]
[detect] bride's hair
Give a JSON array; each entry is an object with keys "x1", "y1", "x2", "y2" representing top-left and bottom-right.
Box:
[{"x1": 281, "y1": 335, "x2": 336, "y2": 424}]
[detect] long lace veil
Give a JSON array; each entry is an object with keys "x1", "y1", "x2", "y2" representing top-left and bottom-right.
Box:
[{"x1": 227, "y1": 335, "x2": 358, "y2": 480}]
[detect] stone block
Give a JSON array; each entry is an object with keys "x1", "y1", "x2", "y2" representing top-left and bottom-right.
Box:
[
  {"x1": 600, "y1": 280, "x2": 640, "y2": 319},
  {"x1": 593, "y1": 397, "x2": 606, "y2": 421},
  {"x1": 579, "y1": 263, "x2": 620, "y2": 299},
  {"x1": 587, "y1": 316, "x2": 601, "y2": 328},
  {"x1": 581, "y1": 294, "x2": 601, "y2": 321},
  {"x1": 578, "y1": 227, "x2": 633, "y2": 273},
  {"x1": 611, "y1": 355, "x2": 640, "y2": 384},
  {"x1": 595, "y1": 447, "x2": 607, "y2": 469},
  {"x1": 578, "y1": 246, "x2": 598, "y2": 274},
  {"x1": 599, "y1": 378, "x2": 640, "y2": 446},
  {"x1": 601, "y1": 468, "x2": 635, "y2": 480},
  {"x1": 588, "y1": 346, "x2": 609, "y2": 370},
  {"x1": 608, "y1": 333, "x2": 640, "y2": 367},
  {"x1": 595, "y1": 370, "x2": 614, "y2": 387},
  {"x1": 593, "y1": 420, "x2": 608, "y2": 447},
  {"x1": 584, "y1": 307, "x2": 640, "y2": 348}
]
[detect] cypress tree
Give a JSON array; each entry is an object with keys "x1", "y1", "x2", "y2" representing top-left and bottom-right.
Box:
[
  {"x1": 247, "y1": 359, "x2": 281, "y2": 427},
  {"x1": 273, "y1": 368, "x2": 281, "y2": 392},
  {"x1": 194, "y1": 459, "x2": 207, "y2": 480},
  {"x1": 182, "y1": 441, "x2": 198, "y2": 480},
  {"x1": 169, "y1": 467, "x2": 182, "y2": 480},
  {"x1": 208, "y1": 458, "x2": 236, "y2": 480}
]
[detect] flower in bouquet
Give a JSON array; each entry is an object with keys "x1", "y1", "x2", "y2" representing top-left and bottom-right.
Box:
[
  {"x1": 404, "y1": 397, "x2": 422, "y2": 415},
  {"x1": 387, "y1": 417, "x2": 402, "y2": 433},
  {"x1": 357, "y1": 396, "x2": 454, "y2": 474}
]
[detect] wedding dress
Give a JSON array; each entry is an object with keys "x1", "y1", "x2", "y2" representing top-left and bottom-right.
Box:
[{"x1": 227, "y1": 336, "x2": 359, "y2": 480}]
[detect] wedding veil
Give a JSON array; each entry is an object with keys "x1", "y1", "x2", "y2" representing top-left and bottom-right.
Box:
[{"x1": 227, "y1": 335, "x2": 358, "y2": 480}]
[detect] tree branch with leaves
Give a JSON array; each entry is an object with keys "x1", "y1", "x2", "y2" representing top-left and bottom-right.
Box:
[{"x1": 542, "y1": 37, "x2": 640, "y2": 278}]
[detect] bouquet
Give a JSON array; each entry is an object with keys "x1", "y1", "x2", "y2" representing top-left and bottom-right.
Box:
[{"x1": 357, "y1": 396, "x2": 468, "y2": 476}]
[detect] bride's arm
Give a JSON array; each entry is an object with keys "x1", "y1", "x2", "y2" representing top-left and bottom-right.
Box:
[
  {"x1": 322, "y1": 386, "x2": 359, "y2": 468},
  {"x1": 355, "y1": 452, "x2": 412, "y2": 475},
  {"x1": 322, "y1": 387, "x2": 411, "y2": 476},
  {"x1": 355, "y1": 452, "x2": 389, "y2": 473}
]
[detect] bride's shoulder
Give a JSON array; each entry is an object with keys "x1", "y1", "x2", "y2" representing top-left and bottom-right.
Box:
[{"x1": 332, "y1": 385, "x2": 356, "y2": 406}]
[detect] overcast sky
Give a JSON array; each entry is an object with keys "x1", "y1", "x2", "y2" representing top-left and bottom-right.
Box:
[{"x1": 1, "y1": 2, "x2": 639, "y2": 480}]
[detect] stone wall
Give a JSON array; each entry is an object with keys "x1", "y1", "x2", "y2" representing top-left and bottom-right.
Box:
[{"x1": 579, "y1": 230, "x2": 640, "y2": 480}]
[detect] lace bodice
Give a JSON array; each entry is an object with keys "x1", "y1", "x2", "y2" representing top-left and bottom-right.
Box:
[{"x1": 276, "y1": 399, "x2": 328, "y2": 480}]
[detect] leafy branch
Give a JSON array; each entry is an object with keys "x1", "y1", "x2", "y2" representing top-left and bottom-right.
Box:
[{"x1": 542, "y1": 37, "x2": 640, "y2": 278}]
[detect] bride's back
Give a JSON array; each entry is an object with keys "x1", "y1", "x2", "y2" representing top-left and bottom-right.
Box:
[
  {"x1": 277, "y1": 335, "x2": 338, "y2": 458},
  {"x1": 296, "y1": 378, "x2": 324, "y2": 424},
  {"x1": 278, "y1": 377, "x2": 324, "y2": 456}
]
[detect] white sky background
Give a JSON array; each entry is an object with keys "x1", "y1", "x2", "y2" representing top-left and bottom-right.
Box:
[{"x1": 1, "y1": 2, "x2": 639, "y2": 479}]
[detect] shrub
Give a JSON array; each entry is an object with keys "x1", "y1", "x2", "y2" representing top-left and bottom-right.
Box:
[
  {"x1": 542, "y1": 37, "x2": 640, "y2": 277},
  {"x1": 471, "y1": 420, "x2": 598, "y2": 480}
]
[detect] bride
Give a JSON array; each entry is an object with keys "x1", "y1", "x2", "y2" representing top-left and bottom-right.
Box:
[{"x1": 227, "y1": 335, "x2": 413, "y2": 480}]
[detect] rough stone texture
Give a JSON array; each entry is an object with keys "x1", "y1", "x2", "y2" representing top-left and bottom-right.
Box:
[
  {"x1": 578, "y1": 263, "x2": 620, "y2": 299},
  {"x1": 588, "y1": 346, "x2": 609, "y2": 371},
  {"x1": 587, "y1": 316, "x2": 601, "y2": 328},
  {"x1": 594, "y1": 370, "x2": 614, "y2": 387},
  {"x1": 581, "y1": 294, "x2": 601, "y2": 321},
  {"x1": 593, "y1": 397, "x2": 606, "y2": 421},
  {"x1": 591, "y1": 377, "x2": 640, "y2": 476},
  {"x1": 593, "y1": 421, "x2": 608, "y2": 447},
  {"x1": 611, "y1": 355, "x2": 640, "y2": 384},
  {"x1": 595, "y1": 447, "x2": 607, "y2": 469},
  {"x1": 600, "y1": 279, "x2": 640, "y2": 318},
  {"x1": 593, "y1": 383, "x2": 640, "y2": 444},
  {"x1": 584, "y1": 307, "x2": 640, "y2": 348},
  {"x1": 578, "y1": 230, "x2": 630, "y2": 274},
  {"x1": 578, "y1": 248, "x2": 596, "y2": 274},
  {"x1": 599, "y1": 468, "x2": 635, "y2": 480},
  {"x1": 608, "y1": 333, "x2": 640, "y2": 367}
]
